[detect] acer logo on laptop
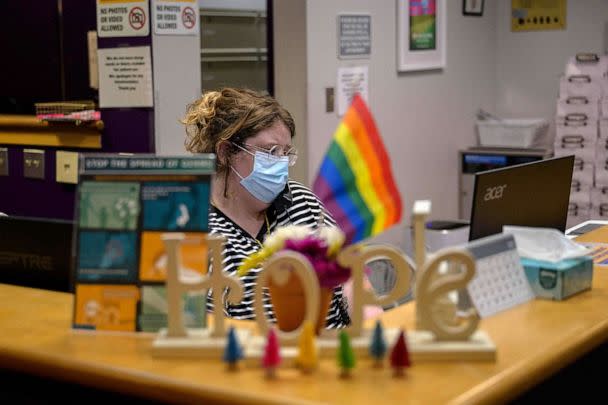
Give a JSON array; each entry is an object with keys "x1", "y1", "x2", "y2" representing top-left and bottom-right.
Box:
[{"x1": 484, "y1": 184, "x2": 507, "y2": 201}]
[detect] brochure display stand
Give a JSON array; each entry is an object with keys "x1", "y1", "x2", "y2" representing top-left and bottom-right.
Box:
[{"x1": 72, "y1": 154, "x2": 215, "y2": 332}]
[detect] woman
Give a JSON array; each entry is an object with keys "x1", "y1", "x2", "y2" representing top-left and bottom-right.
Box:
[{"x1": 182, "y1": 87, "x2": 350, "y2": 329}]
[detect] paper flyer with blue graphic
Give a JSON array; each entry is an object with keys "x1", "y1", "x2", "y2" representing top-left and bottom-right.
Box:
[
  {"x1": 78, "y1": 231, "x2": 138, "y2": 282},
  {"x1": 139, "y1": 285, "x2": 206, "y2": 332},
  {"x1": 79, "y1": 182, "x2": 140, "y2": 230},
  {"x1": 73, "y1": 154, "x2": 215, "y2": 332},
  {"x1": 142, "y1": 182, "x2": 209, "y2": 231}
]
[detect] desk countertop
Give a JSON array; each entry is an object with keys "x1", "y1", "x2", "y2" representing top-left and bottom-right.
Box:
[{"x1": 1, "y1": 227, "x2": 608, "y2": 404}]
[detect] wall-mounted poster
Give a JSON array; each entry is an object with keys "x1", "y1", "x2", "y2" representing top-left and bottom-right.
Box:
[{"x1": 397, "y1": 0, "x2": 446, "y2": 72}]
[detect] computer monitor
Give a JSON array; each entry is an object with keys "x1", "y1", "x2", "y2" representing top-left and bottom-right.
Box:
[
  {"x1": 0, "y1": 216, "x2": 74, "y2": 292},
  {"x1": 468, "y1": 155, "x2": 575, "y2": 241}
]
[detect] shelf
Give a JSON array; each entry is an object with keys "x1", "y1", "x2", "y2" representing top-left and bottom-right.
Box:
[
  {"x1": 201, "y1": 47, "x2": 267, "y2": 63},
  {"x1": 0, "y1": 114, "x2": 102, "y2": 149},
  {"x1": 201, "y1": 47, "x2": 267, "y2": 55},
  {"x1": 200, "y1": 9, "x2": 266, "y2": 19},
  {"x1": 202, "y1": 56, "x2": 267, "y2": 63}
]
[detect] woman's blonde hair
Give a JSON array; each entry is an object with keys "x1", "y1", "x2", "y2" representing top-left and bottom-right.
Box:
[{"x1": 182, "y1": 88, "x2": 295, "y2": 174}]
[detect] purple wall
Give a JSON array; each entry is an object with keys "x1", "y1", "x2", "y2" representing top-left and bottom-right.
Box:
[
  {"x1": 2, "y1": 147, "x2": 77, "y2": 219},
  {"x1": 0, "y1": 0, "x2": 155, "y2": 220}
]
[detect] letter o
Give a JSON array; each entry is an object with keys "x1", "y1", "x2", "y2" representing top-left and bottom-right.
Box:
[{"x1": 254, "y1": 251, "x2": 320, "y2": 343}]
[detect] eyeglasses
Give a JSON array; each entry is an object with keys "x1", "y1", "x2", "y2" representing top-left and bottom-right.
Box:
[{"x1": 233, "y1": 142, "x2": 298, "y2": 167}]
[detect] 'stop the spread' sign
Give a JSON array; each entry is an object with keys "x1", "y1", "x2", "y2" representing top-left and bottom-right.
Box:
[
  {"x1": 97, "y1": 0, "x2": 150, "y2": 38},
  {"x1": 152, "y1": 0, "x2": 199, "y2": 35}
]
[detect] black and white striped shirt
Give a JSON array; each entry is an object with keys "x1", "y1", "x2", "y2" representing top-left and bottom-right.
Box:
[{"x1": 207, "y1": 180, "x2": 350, "y2": 329}]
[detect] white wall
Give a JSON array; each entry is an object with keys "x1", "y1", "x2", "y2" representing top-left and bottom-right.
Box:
[
  {"x1": 303, "y1": 0, "x2": 497, "y2": 245},
  {"x1": 153, "y1": 32, "x2": 202, "y2": 155},
  {"x1": 273, "y1": 0, "x2": 308, "y2": 184},
  {"x1": 495, "y1": 1, "x2": 608, "y2": 124}
]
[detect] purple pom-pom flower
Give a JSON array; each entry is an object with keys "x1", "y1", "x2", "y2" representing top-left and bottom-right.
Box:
[{"x1": 284, "y1": 236, "x2": 350, "y2": 288}]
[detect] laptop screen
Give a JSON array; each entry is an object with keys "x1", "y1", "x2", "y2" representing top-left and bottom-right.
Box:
[
  {"x1": 468, "y1": 155, "x2": 574, "y2": 241},
  {"x1": 0, "y1": 216, "x2": 74, "y2": 292}
]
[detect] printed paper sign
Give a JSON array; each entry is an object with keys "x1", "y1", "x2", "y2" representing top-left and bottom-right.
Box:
[
  {"x1": 338, "y1": 14, "x2": 371, "y2": 59},
  {"x1": 152, "y1": 0, "x2": 199, "y2": 35},
  {"x1": 140, "y1": 286, "x2": 206, "y2": 332},
  {"x1": 74, "y1": 285, "x2": 140, "y2": 331},
  {"x1": 139, "y1": 232, "x2": 207, "y2": 282},
  {"x1": 97, "y1": 0, "x2": 150, "y2": 38},
  {"x1": 337, "y1": 65, "x2": 369, "y2": 116},
  {"x1": 77, "y1": 231, "x2": 138, "y2": 282},
  {"x1": 98, "y1": 46, "x2": 154, "y2": 108}
]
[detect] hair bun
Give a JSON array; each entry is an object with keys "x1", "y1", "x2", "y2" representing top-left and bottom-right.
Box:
[{"x1": 191, "y1": 90, "x2": 221, "y2": 126}]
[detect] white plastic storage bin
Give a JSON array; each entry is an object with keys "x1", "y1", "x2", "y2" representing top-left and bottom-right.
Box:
[
  {"x1": 573, "y1": 157, "x2": 595, "y2": 180},
  {"x1": 556, "y1": 97, "x2": 600, "y2": 121},
  {"x1": 591, "y1": 186, "x2": 608, "y2": 205},
  {"x1": 602, "y1": 100, "x2": 608, "y2": 118},
  {"x1": 477, "y1": 119, "x2": 549, "y2": 148},
  {"x1": 564, "y1": 54, "x2": 608, "y2": 79},
  {"x1": 554, "y1": 141, "x2": 597, "y2": 162},
  {"x1": 567, "y1": 202, "x2": 591, "y2": 230},
  {"x1": 560, "y1": 75, "x2": 603, "y2": 99},
  {"x1": 592, "y1": 203, "x2": 608, "y2": 219},
  {"x1": 595, "y1": 162, "x2": 608, "y2": 187},
  {"x1": 591, "y1": 186, "x2": 608, "y2": 219},
  {"x1": 596, "y1": 136, "x2": 608, "y2": 155},
  {"x1": 555, "y1": 120, "x2": 598, "y2": 147},
  {"x1": 570, "y1": 180, "x2": 592, "y2": 206},
  {"x1": 572, "y1": 169, "x2": 594, "y2": 188},
  {"x1": 601, "y1": 119, "x2": 608, "y2": 137}
]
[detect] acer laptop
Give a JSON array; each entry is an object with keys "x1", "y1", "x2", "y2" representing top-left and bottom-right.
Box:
[
  {"x1": 468, "y1": 155, "x2": 575, "y2": 241},
  {"x1": 0, "y1": 216, "x2": 74, "y2": 292}
]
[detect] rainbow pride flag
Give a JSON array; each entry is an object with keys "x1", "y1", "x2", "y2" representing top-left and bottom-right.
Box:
[{"x1": 313, "y1": 94, "x2": 402, "y2": 244}]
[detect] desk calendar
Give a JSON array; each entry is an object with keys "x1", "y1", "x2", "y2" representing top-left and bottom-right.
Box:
[{"x1": 466, "y1": 233, "x2": 535, "y2": 318}]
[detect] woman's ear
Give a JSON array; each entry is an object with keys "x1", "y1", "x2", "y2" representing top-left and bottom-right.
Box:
[{"x1": 216, "y1": 141, "x2": 230, "y2": 167}]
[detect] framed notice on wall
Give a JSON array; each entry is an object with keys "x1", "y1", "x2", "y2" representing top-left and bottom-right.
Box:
[
  {"x1": 397, "y1": 0, "x2": 446, "y2": 72},
  {"x1": 72, "y1": 154, "x2": 215, "y2": 332}
]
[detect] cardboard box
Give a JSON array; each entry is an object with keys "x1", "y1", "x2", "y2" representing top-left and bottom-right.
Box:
[{"x1": 521, "y1": 256, "x2": 593, "y2": 300}]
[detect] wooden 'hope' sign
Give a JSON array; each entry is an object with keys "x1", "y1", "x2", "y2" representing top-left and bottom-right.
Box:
[
  {"x1": 159, "y1": 206, "x2": 481, "y2": 345},
  {"x1": 154, "y1": 200, "x2": 495, "y2": 361}
]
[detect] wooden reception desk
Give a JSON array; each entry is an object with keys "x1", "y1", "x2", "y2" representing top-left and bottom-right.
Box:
[{"x1": 1, "y1": 226, "x2": 608, "y2": 404}]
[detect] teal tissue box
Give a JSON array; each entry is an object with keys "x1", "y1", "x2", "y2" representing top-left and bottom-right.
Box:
[{"x1": 521, "y1": 256, "x2": 593, "y2": 300}]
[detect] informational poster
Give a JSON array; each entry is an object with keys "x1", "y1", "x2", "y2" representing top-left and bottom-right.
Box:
[
  {"x1": 72, "y1": 154, "x2": 214, "y2": 332},
  {"x1": 511, "y1": 0, "x2": 567, "y2": 32},
  {"x1": 337, "y1": 66, "x2": 369, "y2": 116},
  {"x1": 97, "y1": 0, "x2": 150, "y2": 38},
  {"x1": 152, "y1": 0, "x2": 199, "y2": 35},
  {"x1": 98, "y1": 46, "x2": 154, "y2": 108},
  {"x1": 409, "y1": 0, "x2": 436, "y2": 51},
  {"x1": 338, "y1": 14, "x2": 371, "y2": 59}
]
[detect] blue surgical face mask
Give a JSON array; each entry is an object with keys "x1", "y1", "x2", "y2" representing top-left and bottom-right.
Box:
[{"x1": 231, "y1": 148, "x2": 289, "y2": 203}]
